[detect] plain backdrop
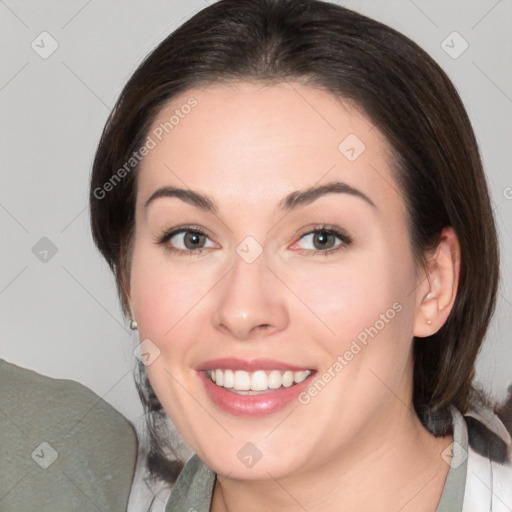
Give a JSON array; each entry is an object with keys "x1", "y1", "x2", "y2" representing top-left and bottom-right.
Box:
[{"x1": 1, "y1": 0, "x2": 511, "y2": 428}]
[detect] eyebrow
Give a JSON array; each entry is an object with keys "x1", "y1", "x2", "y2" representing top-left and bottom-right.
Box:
[{"x1": 144, "y1": 180, "x2": 376, "y2": 213}]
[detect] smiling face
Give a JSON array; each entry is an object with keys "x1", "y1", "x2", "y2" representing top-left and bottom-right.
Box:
[{"x1": 127, "y1": 81, "x2": 429, "y2": 480}]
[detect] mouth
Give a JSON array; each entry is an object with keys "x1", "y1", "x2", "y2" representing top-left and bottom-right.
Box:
[
  {"x1": 196, "y1": 358, "x2": 317, "y2": 417},
  {"x1": 205, "y1": 368, "x2": 313, "y2": 395}
]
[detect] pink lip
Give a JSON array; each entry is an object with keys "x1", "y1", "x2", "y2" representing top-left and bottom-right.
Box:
[
  {"x1": 196, "y1": 357, "x2": 313, "y2": 372},
  {"x1": 196, "y1": 363, "x2": 316, "y2": 418}
]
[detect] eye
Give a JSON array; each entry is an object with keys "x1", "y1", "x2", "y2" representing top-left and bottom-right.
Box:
[
  {"x1": 156, "y1": 226, "x2": 216, "y2": 255},
  {"x1": 155, "y1": 224, "x2": 351, "y2": 257},
  {"x1": 292, "y1": 225, "x2": 352, "y2": 255}
]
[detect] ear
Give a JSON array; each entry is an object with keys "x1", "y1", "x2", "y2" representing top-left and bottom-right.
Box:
[{"x1": 413, "y1": 227, "x2": 460, "y2": 338}]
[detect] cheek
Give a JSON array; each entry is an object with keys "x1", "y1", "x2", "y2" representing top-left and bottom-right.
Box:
[
  {"x1": 130, "y1": 268, "x2": 170, "y2": 340},
  {"x1": 129, "y1": 245, "x2": 208, "y2": 341},
  {"x1": 290, "y1": 252, "x2": 415, "y2": 348},
  {"x1": 289, "y1": 258, "x2": 417, "y2": 419},
  {"x1": 128, "y1": 247, "x2": 207, "y2": 432}
]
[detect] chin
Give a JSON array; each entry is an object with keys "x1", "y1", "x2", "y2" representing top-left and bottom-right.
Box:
[{"x1": 199, "y1": 443, "x2": 305, "y2": 481}]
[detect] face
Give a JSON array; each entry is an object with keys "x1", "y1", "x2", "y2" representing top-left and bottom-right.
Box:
[{"x1": 128, "y1": 82, "x2": 425, "y2": 480}]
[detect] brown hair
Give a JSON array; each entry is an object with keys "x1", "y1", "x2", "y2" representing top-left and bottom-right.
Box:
[{"x1": 89, "y1": 0, "x2": 499, "y2": 483}]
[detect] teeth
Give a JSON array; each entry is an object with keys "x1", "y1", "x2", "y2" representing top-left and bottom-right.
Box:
[
  {"x1": 251, "y1": 370, "x2": 268, "y2": 391},
  {"x1": 207, "y1": 368, "x2": 312, "y2": 392},
  {"x1": 234, "y1": 370, "x2": 251, "y2": 391},
  {"x1": 282, "y1": 371, "x2": 294, "y2": 388},
  {"x1": 268, "y1": 369, "x2": 283, "y2": 389},
  {"x1": 224, "y1": 369, "x2": 234, "y2": 388},
  {"x1": 294, "y1": 370, "x2": 309, "y2": 384}
]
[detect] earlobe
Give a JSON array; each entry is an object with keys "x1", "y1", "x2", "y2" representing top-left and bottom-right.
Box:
[{"x1": 413, "y1": 227, "x2": 460, "y2": 338}]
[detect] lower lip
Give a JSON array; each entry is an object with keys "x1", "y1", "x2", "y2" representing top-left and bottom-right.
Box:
[{"x1": 198, "y1": 371, "x2": 315, "y2": 417}]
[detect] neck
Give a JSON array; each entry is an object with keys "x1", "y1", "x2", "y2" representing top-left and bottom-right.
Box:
[{"x1": 211, "y1": 405, "x2": 453, "y2": 512}]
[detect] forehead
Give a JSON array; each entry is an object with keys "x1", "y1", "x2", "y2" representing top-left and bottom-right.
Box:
[{"x1": 137, "y1": 81, "x2": 402, "y2": 212}]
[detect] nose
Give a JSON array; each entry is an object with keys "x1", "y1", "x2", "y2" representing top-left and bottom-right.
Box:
[{"x1": 211, "y1": 250, "x2": 289, "y2": 341}]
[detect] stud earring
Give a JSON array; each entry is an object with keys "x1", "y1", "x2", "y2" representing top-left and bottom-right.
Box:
[
  {"x1": 426, "y1": 319, "x2": 432, "y2": 325},
  {"x1": 130, "y1": 319, "x2": 138, "y2": 330}
]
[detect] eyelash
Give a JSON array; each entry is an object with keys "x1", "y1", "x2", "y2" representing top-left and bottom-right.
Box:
[
  {"x1": 156, "y1": 225, "x2": 212, "y2": 257},
  {"x1": 155, "y1": 224, "x2": 352, "y2": 257}
]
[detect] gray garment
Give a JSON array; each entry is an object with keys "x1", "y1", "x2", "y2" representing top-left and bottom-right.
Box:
[
  {"x1": 435, "y1": 407, "x2": 468, "y2": 512},
  {"x1": 0, "y1": 359, "x2": 137, "y2": 512},
  {"x1": 165, "y1": 408, "x2": 468, "y2": 511},
  {"x1": 165, "y1": 455, "x2": 216, "y2": 512}
]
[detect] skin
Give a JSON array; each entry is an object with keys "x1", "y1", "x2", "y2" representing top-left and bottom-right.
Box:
[{"x1": 127, "y1": 82, "x2": 460, "y2": 511}]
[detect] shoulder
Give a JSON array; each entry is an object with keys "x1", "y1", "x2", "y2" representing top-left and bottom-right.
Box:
[
  {"x1": 0, "y1": 359, "x2": 137, "y2": 511},
  {"x1": 0, "y1": 358, "x2": 136, "y2": 435}
]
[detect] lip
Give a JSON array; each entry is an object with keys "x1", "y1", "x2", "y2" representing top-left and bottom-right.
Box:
[
  {"x1": 197, "y1": 362, "x2": 316, "y2": 418},
  {"x1": 196, "y1": 357, "x2": 313, "y2": 372}
]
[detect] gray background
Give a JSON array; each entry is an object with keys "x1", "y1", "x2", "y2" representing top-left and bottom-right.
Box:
[{"x1": 1, "y1": 0, "x2": 511, "y2": 427}]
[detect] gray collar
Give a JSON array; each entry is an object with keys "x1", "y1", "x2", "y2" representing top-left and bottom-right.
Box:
[{"x1": 435, "y1": 406, "x2": 468, "y2": 512}]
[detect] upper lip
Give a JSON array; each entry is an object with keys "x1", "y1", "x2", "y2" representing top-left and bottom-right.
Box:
[{"x1": 196, "y1": 358, "x2": 314, "y2": 372}]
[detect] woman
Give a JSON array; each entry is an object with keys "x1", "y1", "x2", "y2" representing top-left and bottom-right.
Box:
[{"x1": 89, "y1": 0, "x2": 511, "y2": 510}]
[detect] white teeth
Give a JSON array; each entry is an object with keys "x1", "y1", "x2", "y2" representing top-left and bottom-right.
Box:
[
  {"x1": 223, "y1": 369, "x2": 234, "y2": 388},
  {"x1": 251, "y1": 370, "x2": 268, "y2": 391},
  {"x1": 234, "y1": 370, "x2": 251, "y2": 390},
  {"x1": 268, "y1": 370, "x2": 282, "y2": 389},
  {"x1": 207, "y1": 368, "x2": 312, "y2": 392},
  {"x1": 294, "y1": 370, "x2": 310, "y2": 383},
  {"x1": 282, "y1": 371, "x2": 294, "y2": 388}
]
